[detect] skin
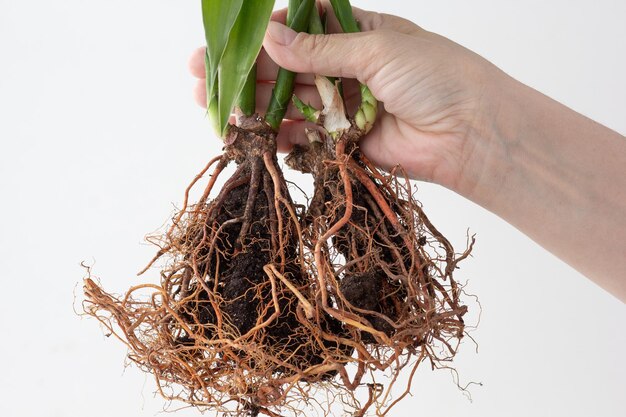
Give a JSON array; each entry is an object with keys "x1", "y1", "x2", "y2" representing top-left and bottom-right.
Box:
[{"x1": 189, "y1": 5, "x2": 626, "y2": 302}]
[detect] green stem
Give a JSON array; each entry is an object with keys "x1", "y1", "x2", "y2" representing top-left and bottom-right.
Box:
[
  {"x1": 329, "y1": 0, "x2": 359, "y2": 33},
  {"x1": 309, "y1": 7, "x2": 343, "y2": 98},
  {"x1": 290, "y1": 6, "x2": 325, "y2": 124},
  {"x1": 287, "y1": 0, "x2": 303, "y2": 26},
  {"x1": 292, "y1": 95, "x2": 319, "y2": 123},
  {"x1": 308, "y1": 3, "x2": 324, "y2": 34},
  {"x1": 237, "y1": 64, "x2": 256, "y2": 117},
  {"x1": 329, "y1": 0, "x2": 377, "y2": 132},
  {"x1": 265, "y1": 0, "x2": 315, "y2": 131}
]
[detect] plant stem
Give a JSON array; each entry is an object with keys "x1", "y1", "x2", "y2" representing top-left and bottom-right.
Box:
[
  {"x1": 265, "y1": 0, "x2": 315, "y2": 131},
  {"x1": 308, "y1": 3, "x2": 324, "y2": 34},
  {"x1": 312, "y1": 5, "x2": 344, "y2": 98},
  {"x1": 237, "y1": 64, "x2": 256, "y2": 117},
  {"x1": 292, "y1": 95, "x2": 319, "y2": 123},
  {"x1": 292, "y1": 5, "x2": 347, "y2": 124},
  {"x1": 329, "y1": 0, "x2": 377, "y2": 132},
  {"x1": 329, "y1": 0, "x2": 359, "y2": 33},
  {"x1": 287, "y1": 0, "x2": 303, "y2": 26}
]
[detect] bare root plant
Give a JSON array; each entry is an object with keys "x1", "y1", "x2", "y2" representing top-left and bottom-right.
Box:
[
  {"x1": 82, "y1": 2, "x2": 475, "y2": 416},
  {"x1": 83, "y1": 121, "x2": 473, "y2": 417}
]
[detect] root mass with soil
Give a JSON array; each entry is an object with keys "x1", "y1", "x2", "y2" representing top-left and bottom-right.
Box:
[{"x1": 82, "y1": 2, "x2": 476, "y2": 416}]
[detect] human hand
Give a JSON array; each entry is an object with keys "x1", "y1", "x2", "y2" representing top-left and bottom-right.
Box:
[
  {"x1": 190, "y1": 5, "x2": 509, "y2": 198},
  {"x1": 191, "y1": 4, "x2": 626, "y2": 300}
]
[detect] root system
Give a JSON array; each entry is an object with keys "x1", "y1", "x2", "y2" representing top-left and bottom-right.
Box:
[{"x1": 84, "y1": 115, "x2": 474, "y2": 416}]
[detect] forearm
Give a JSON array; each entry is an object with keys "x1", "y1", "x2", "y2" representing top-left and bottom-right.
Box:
[{"x1": 467, "y1": 71, "x2": 626, "y2": 301}]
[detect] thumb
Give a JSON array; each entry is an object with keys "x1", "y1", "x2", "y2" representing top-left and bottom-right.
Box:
[{"x1": 263, "y1": 20, "x2": 384, "y2": 84}]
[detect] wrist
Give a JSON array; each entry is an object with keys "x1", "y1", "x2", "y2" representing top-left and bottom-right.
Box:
[
  {"x1": 457, "y1": 66, "x2": 626, "y2": 299},
  {"x1": 453, "y1": 64, "x2": 524, "y2": 208}
]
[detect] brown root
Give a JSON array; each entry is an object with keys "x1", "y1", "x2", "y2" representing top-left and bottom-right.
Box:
[
  {"x1": 285, "y1": 127, "x2": 474, "y2": 415},
  {"x1": 83, "y1": 120, "x2": 351, "y2": 416},
  {"x1": 83, "y1": 117, "x2": 475, "y2": 416}
]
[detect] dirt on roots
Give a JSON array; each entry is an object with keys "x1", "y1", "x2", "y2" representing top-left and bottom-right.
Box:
[{"x1": 83, "y1": 119, "x2": 475, "y2": 417}]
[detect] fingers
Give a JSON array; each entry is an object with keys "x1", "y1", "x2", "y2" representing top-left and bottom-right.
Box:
[
  {"x1": 189, "y1": 47, "x2": 206, "y2": 79},
  {"x1": 256, "y1": 50, "x2": 316, "y2": 84},
  {"x1": 189, "y1": 45, "x2": 316, "y2": 84},
  {"x1": 275, "y1": 120, "x2": 316, "y2": 153},
  {"x1": 193, "y1": 78, "x2": 206, "y2": 107},
  {"x1": 349, "y1": 6, "x2": 421, "y2": 34},
  {"x1": 261, "y1": 2, "x2": 422, "y2": 84},
  {"x1": 270, "y1": 7, "x2": 288, "y2": 25},
  {"x1": 262, "y1": 21, "x2": 393, "y2": 83}
]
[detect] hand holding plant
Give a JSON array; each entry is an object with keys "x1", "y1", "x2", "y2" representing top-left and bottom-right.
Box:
[
  {"x1": 84, "y1": 2, "x2": 476, "y2": 416},
  {"x1": 193, "y1": 4, "x2": 501, "y2": 196},
  {"x1": 255, "y1": 3, "x2": 626, "y2": 301}
]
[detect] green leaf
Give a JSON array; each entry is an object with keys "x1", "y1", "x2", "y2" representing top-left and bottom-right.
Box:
[
  {"x1": 237, "y1": 63, "x2": 257, "y2": 117},
  {"x1": 202, "y1": 0, "x2": 243, "y2": 108},
  {"x1": 206, "y1": 51, "x2": 220, "y2": 134},
  {"x1": 216, "y1": 0, "x2": 276, "y2": 136}
]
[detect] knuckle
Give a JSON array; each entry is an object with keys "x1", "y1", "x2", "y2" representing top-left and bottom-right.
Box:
[
  {"x1": 303, "y1": 33, "x2": 331, "y2": 54},
  {"x1": 367, "y1": 12, "x2": 385, "y2": 31},
  {"x1": 360, "y1": 31, "x2": 399, "y2": 82},
  {"x1": 296, "y1": 33, "x2": 332, "y2": 72}
]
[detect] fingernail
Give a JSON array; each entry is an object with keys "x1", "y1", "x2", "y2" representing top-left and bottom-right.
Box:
[{"x1": 267, "y1": 21, "x2": 297, "y2": 46}]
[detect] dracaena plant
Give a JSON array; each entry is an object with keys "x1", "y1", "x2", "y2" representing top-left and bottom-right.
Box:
[
  {"x1": 83, "y1": 1, "x2": 474, "y2": 416},
  {"x1": 204, "y1": 0, "x2": 314, "y2": 135},
  {"x1": 203, "y1": 0, "x2": 272, "y2": 135}
]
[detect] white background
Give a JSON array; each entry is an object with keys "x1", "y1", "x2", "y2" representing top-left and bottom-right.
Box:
[{"x1": 0, "y1": 0, "x2": 625, "y2": 416}]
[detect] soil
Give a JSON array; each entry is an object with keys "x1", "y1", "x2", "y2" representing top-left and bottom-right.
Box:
[
  {"x1": 83, "y1": 119, "x2": 471, "y2": 416},
  {"x1": 173, "y1": 152, "x2": 351, "y2": 375},
  {"x1": 339, "y1": 270, "x2": 397, "y2": 343}
]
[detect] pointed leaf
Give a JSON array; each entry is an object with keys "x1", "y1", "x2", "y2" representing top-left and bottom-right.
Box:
[
  {"x1": 202, "y1": 0, "x2": 243, "y2": 105},
  {"x1": 205, "y1": 51, "x2": 220, "y2": 134},
  {"x1": 237, "y1": 63, "x2": 257, "y2": 117},
  {"x1": 216, "y1": 0, "x2": 276, "y2": 136}
]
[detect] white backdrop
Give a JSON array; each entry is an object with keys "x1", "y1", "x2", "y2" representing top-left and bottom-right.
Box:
[{"x1": 0, "y1": 0, "x2": 624, "y2": 416}]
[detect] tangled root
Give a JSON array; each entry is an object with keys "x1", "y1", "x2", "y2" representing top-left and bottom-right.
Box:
[
  {"x1": 85, "y1": 120, "x2": 339, "y2": 415},
  {"x1": 84, "y1": 120, "x2": 475, "y2": 416},
  {"x1": 284, "y1": 127, "x2": 475, "y2": 413}
]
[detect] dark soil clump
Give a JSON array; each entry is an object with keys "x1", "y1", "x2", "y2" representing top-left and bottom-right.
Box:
[{"x1": 340, "y1": 271, "x2": 397, "y2": 343}]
